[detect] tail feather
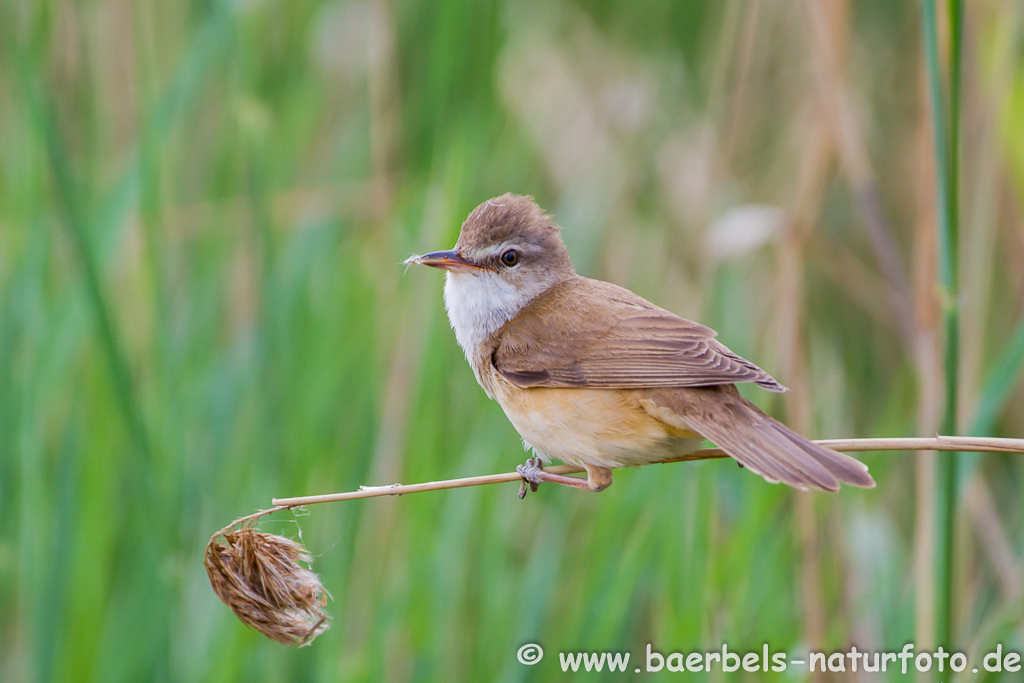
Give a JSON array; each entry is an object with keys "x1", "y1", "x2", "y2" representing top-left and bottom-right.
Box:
[
  {"x1": 644, "y1": 386, "x2": 875, "y2": 492},
  {"x1": 771, "y1": 420, "x2": 875, "y2": 489}
]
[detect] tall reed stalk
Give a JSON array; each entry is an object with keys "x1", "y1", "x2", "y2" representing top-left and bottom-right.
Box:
[{"x1": 921, "y1": 0, "x2": 962, "y2": 652}]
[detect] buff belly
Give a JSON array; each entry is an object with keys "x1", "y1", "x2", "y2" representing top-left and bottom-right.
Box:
[{"x1": 491, "y1": 380, "x2": 705, "y2": 469}]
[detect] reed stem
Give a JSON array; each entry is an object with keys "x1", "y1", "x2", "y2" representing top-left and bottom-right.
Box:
[
  {"x1": 921, "y1": 0, "x2": 963, "y2": 652},
  {"x1": 240, "y1": 436, "x2": 1024, "y2": 511}
]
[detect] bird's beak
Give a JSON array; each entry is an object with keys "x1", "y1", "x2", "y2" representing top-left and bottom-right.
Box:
[{"x1": 404, "y1": 250, "x2": 485, "y2": 272}]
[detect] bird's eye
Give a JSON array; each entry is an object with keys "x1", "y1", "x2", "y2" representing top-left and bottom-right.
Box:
[{"x1": 500, "y1": 249, "x2": 520, "y2": 267}]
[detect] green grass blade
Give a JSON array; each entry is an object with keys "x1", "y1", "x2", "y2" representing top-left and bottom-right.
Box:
[{"x1": 971, "y1": 315, "x2": 1024, "y2": 435}]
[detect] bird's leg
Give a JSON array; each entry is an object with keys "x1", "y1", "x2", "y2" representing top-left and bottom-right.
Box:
[
  {"x1": 583, "y1": 464, "x2": 614, "y2": 492},
  {"x1": 516, "y1": 457, "x2": 591, "y2": 499}
]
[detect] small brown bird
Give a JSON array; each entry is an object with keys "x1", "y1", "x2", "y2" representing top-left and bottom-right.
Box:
[{"x1": 407, "y1": 194, "x2": 874, "y2": 494}]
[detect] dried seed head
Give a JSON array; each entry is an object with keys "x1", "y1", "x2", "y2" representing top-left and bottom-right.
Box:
[{"x1": 205, "y1": 527, "x2": 330, "y2": 646}]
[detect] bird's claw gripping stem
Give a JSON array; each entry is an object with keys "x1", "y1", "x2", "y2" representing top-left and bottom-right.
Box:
[{"x1": 516, "y1": 457, "x2": 591, "y2": 499}]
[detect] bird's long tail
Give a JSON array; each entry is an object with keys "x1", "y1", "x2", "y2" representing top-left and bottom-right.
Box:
[{"x1": 646, "y1": 386, "x2": 875, "y2": 492}]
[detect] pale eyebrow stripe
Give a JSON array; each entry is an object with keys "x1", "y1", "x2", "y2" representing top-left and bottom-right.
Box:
[
  {"x1": 479, "y1": 241, "x2": 543, "y2": 259},
  {"x1": 479, "y1": 242, "x2": 516, "y2": 259}
]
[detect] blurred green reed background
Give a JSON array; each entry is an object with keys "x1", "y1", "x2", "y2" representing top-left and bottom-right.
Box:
[{"x1": 2, "y1": 0, "x2": 1024, "y2": 680}]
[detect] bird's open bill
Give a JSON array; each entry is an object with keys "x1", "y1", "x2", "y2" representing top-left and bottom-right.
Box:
[{"x1": 405, "y1": 250, "x2": 485, "y2": 272}]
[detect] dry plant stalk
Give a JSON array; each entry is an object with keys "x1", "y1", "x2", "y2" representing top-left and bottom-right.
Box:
[
  {"x1": 206, "y1": 435, "x2": 1024, "y2": 646},
  {"x1": 205, "y1": 523, "x2": 330, "y2": 646}
]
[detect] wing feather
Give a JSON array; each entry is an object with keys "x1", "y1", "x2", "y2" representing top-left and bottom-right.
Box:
[{"x1": 493, "y1": 277, "x2": 786, "y2": 392}]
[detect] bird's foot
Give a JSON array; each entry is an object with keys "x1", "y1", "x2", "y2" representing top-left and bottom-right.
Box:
[
  {"x1": 516, "y1": 458, "x2": 543, "y2": 499},
  {"x1": 516, "y1": 457, "x2": 591, "y2": 499}
]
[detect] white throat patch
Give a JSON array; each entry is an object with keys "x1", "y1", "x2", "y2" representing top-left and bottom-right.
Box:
[{"x1": 443, "y1": 270, "x2": 527, "y2": 363}]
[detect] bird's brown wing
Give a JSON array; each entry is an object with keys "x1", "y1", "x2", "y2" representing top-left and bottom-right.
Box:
[{"x1": 492, "y1": 277, "x2": 786, "y2": 392}]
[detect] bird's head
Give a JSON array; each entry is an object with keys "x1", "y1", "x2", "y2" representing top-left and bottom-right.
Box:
[
  {"x1": 405, "y1": 194, "x2": 575, "y2": 353},
  {"x1": 407, "y1": 193, "x2": 573, "y2": 290}
]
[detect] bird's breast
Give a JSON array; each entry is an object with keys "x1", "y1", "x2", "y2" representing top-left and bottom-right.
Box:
[{"x1": 482, "y1": 366, "x2": 702, "y2": 468}]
